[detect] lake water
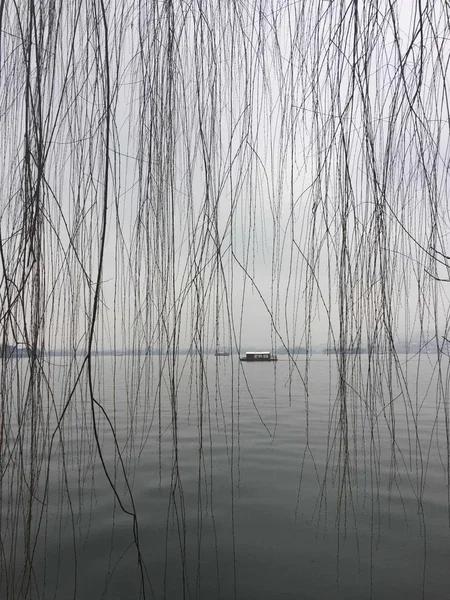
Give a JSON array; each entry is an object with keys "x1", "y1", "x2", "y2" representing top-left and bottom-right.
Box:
[{"x1": 1, "y1": 354, "x2": 449, "y2": 599}]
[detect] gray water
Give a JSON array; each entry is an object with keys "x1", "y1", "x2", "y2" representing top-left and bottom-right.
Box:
[{"x1": 2, "y1": 355, "x2": 450, "y2": 599}]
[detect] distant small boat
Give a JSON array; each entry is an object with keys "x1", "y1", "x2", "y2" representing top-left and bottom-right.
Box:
[
  {"x1": 215, "y1": 350, "x2": 230, "y2": 356},
  {"x1": 240, "y1": 351, "x2": 278, "y2": 362}
]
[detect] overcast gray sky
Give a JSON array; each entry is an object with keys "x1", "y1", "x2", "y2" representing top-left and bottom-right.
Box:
[{"x1": 1, "y1": 0, "x2": 449, "y2": 352}]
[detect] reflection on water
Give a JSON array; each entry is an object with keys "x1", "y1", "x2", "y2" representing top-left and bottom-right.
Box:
[{"x1": 1, "y1": 355, "x2": 449, "y2": 599}]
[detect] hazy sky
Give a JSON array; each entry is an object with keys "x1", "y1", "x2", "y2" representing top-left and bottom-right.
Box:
[{"x1": 1, "y1": 0, "x2": 449, "y2": 352}]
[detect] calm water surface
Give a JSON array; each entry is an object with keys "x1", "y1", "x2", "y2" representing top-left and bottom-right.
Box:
[{"x1": 3, "y1": 355, "x2": 450, "y2": 599}]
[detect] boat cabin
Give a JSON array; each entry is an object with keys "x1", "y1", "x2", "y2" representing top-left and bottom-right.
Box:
[{"x1": 240, "y1": 351, "x2": 278, "y2": 362}]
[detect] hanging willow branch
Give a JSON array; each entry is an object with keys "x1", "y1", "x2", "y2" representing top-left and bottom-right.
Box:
[{"x1": 0, "y1": 1, "x2": 449, "y2": 598}]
